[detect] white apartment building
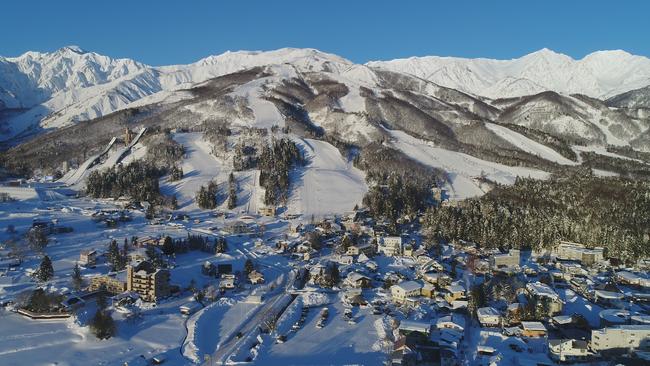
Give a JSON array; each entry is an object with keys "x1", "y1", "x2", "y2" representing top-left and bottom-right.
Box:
[
  {"x1": 490, "y1": 249, "x2": 520, "y2": 269},
  {"x1": 553, "y1": 241, "x2": 604, "y2": 265},
  {"x1": 377, "y1": 236, "x2": 402, "y2": 257},
  {"x1": 590, "y1": 325, "x2": 650, "y2": 352}
]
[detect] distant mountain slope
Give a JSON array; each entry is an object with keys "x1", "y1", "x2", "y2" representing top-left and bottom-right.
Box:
[
  {"x1": 606, "y1": 85, "x2": 650, "y2": 109},
  {"x1": 367, "y1": 49, "x2": 650, "y2": 99}
]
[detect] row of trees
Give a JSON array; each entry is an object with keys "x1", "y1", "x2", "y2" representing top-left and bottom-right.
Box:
[
  {"x1": 228, "y1": 172, "x2": 237, "y2": 209},
  {"x1": 258, "y1": 138, "x2": 303, "y2": 205},
  {"x1": 85, "y1": 160, "x2": 164, "y2": 203},
  {"x1": 195, "y1": 180, "x2": 219, "y2": 209},
  {"x1": 423, "y1": 173, "x2": 650, "y2": 261}
]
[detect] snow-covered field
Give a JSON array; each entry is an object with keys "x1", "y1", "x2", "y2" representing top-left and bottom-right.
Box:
[
  {"x1": 388, "y1": 130, "x2": 549, "y2": 199},
  {"x1": 287, "y1": 138, "x2": 367, "y2": 218}
]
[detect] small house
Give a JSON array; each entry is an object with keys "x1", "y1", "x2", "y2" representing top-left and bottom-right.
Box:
[
  {"x1": 476, "y1": 307, "x2": 501, "y2": 327},
  {"x1": 345, "y1": 272, "x2": 371, "y2": 288},
  {"x1": 521, "y1": 321, "x2": 547, "y2": 337},
  {"x1": 79, "y1": 250, "x2": 97, "y2": 266},
  {"x1": 248, "y1": 270, "x2": 265, "y2": 285}
]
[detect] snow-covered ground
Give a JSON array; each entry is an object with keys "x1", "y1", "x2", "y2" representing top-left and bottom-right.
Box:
[
  {"x1": 287, "y1": 138, "x2": 367, "y2": 219},
  {"x1": 388, "y1": 130, "x2": 549, "y2": 200},
  {"x1": 255, "y1": 297, "x2": 386, "y2": 365},
  {"x1": 485, "y1": 123, "x2": 578, "y2": 165},
  {"x1": 160, "y1": 133, "x2": 227, "y2": 211}
]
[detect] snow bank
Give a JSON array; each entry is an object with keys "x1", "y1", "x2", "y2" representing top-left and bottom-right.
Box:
[
  {"x1": 372, "y1": 316, "x2": 395, "y2": 352},
  {"x1": 300, "y1": 291, "x2": 331, "y2": 307}
]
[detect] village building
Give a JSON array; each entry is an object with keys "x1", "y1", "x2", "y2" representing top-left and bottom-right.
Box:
[
  {"x1": 88, "y1": 275, "x2": 127, "y2": 295},
  {"x1": 548, "y1": 339, "x2": 590, "y2": 362},
  {"x1": 552, "y1": 241, "x2": 604, "y2": 265},
  {"x1": 225, "y1": 220, "x2": 249, "y2": 235},
  {"x1": 599, "y1": 309, "x2": 631, "y2": 327},
  {"x1": 257, "y1": 206, "x2": 276, "y2": 217},
  {"x1": 402, "y1": 243, "x2": 414, "y2": 257},
  {"x1": 220, "y1": 274, "x2": 236, "y2": 289},
  {"x1": 616, "y1": 271, "x2": 650, "y2": 288},
  {"x1": 476, "y1": 307, "x2": 501, "y2": 327},
  {"x1": 520, "y1": 321, "x2": 547, "y2": 337},
  {"x1": 391, "y1": 281, "x2": 423, "y2": 304},
  {"x1": 490, "y1": 249, "x2": 520, "y2": 269},
  {"x1": 126, "y1": 261, "x2": 171, "y2": 302},
  {"x1": 591, "y1": 325, "x2": 650, "y2": 352},
  {"x1": 421, "y1": 283, "x2": 435, "y2": 298},
  {"x1": 436, "y1": 314, "x2": 465, "y2": 332},
  {"x1": 79, "y1": 249, "x2": 97, "y2": 266},
  {"x1": 248, "y1": 270, "x2": 265, "y2": 284},
  {"x1": 422, "y1": 272, "x2": 450, "y2": 286},
  {"x1": 444, "y1": 284, "x2": 466, "y2": 303},
  {"x1": 134, "y1": 236, "x2": 159, "y2": 248},
  {"x1": 344, "y1": 272, "x2": 371, "y2": 288},
  {"x1": 345, "y1": 242, "x2": 375, "y2": 256},
  {"x1": 377, "y1": 236, "x2": 402, "y2": 257},
  {"x1": 336, "y1": 255, "x2": 354, "y2": 265},
  {"x1": 525, "y1": 281, "x2": 563, "y2": 315}
]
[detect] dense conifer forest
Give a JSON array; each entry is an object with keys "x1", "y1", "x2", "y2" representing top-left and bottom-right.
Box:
[{"x1": 423, "y1": 172, "x2": 650, "y2": 261}]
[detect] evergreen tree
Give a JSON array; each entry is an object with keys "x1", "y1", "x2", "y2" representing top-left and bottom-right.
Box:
[
  {"x1": 27, "y1": 227, "x2": 49, "y2": 252},
  {"x1": 162, "y1": 236, "x2": 174, "y2": 255},
  {"x1": 195, "y1": 181, "x2": 218, "y2": 209},
  {"x1": 107, "y1": 240, "x2": 125, "y2": 271},
  {"x1": 90, "y1": 309, "x2": 116, "y2": 339},
  {"x1": 244, "y1": 259, "x2": 254, "y2": 275},
  {"x1": 228, "y1": 172, "x2": 237, "y2": 209},
  {"x1": 96, "y1": 290, "x2": 108, "y2": 310},
  {"x1": 34, "y1": 255, "x2": 54, "y2": 282},
  {"x1": 71, "y1": 263, "x2": 83, "y2": 291},
  {"x1": 145, "y1": 204, "x2": 156, "y2": 219},
  {"x1": 169, "y1": 165, "x2": 183, "y2": 181},
  {"x1": 215, "y1": 237, "x2": 228, "y2": 254}
]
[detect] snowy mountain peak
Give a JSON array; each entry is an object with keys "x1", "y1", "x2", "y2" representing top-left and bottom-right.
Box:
[{"x1": 61, "y1": 45, "x2": 86, "y2": 53}]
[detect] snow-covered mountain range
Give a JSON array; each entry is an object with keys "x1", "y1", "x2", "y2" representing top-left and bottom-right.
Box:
[
  {"x1": 368, "y1": 48, "x2": 650, "y2": 99},
  {"x1": 3, "y1": 46, "x2": 650, "y2": 200},
  {"x1": 2, "y1": 46, "x2": 650, "y2": 146}
]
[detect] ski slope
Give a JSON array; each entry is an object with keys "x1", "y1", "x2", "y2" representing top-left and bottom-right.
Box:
[
  {"x1": 103, "y1": 128, "x2": 146, "y2": 167},
  {"x1": 388, "y1": 130, "x2": 549, "y2": 200},
  {"x1": 287, "y1": 138, "x2": 367, "y2": 219},
  {"x1": 59, "y1": 136, "x2": 117, "y2": 185},
  {"x1": 484, "y1": 123, "x2": 578, "y2": 165},
  {"x1": 160, "y1": 133, "x2": 226, "y2": 211}
]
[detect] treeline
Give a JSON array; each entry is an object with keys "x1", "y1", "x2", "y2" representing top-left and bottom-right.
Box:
[
  {"x1": 85, "y1": 160, "x2": 163, "y2": 203},
  {"x1": 500, "y1": 123, "x2": 578, "y2": 161},
  {"x1": 144, "y1": 133, "x2": 185, "y2": 168},
  {"x1": 356, "y1": 143, "x2": 443, "y2": 222},
  {"x1": 258, "y1": 138, "x2": 303, "y2": 205},
  {"x1": 201, "y1": 119, "x2": 232, "y2": 156},
  {"x1": 606, "y1": 145, "x2": 650, "y2": 164},
  {"x1": 423, "y1": 173, "x2": 650, "y2": 261},
  {"x1": 580, "y1": 151, "x2": 650, "y2": 179}
]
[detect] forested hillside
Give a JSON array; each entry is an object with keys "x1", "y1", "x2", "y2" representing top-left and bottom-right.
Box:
[{"x1": 423, "y1": 173, "x2": 650, "y2": 261}]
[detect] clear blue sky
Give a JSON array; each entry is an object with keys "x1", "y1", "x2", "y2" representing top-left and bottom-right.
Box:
[{"x1": 2, "y1": 0, "x2": 649, "y2": 65}]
